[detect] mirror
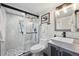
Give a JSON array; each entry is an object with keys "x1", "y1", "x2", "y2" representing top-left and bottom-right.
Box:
[
  {"x1": 76, "y1": 11, "x2": 79, "y2": 31},
  {"x1": 55, "y1": 3, "x2": 74, "y2": 31}
]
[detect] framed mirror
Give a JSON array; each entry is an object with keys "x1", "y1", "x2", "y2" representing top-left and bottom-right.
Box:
[
  {"x1": 54, "y1": 3, "x2": 73, "y2": 31},
  {"x1": 76, "y1": 10, "x2": 79, "y2": 31}
]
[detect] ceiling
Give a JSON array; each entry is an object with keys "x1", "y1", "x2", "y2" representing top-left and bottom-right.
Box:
[{"x1": 5, "y1": 3, "x2": 62, "y2": 15}]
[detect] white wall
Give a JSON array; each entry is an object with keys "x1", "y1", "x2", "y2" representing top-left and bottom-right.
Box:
[
  {"x1": 0, "y1": 7, "x2": 26, "y2": 56},
  {"x1": 39, "y1": 7, "x2": 79, "y2": 42},
  {"x1": 5, "y1": 13, "x2": 25, "y2": 56}
]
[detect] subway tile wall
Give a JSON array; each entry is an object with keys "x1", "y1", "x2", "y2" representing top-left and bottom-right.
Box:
[{"x1": 40, "y1": 9, "x2": 79, "y2": 42}]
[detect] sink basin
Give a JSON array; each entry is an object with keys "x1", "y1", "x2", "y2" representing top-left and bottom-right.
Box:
[{"x1": 50, "y1": 37, "x2": 74, "y2": 44}]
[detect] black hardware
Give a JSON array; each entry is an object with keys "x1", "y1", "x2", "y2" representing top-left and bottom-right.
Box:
[
  {"x1": 0, "y1": 3, "x2": 39, "y2": 18},
  {"x1": 54, "y1": 34, "x2": 56, "y2": 37},
  {"x1": 62, "y1": 32, "x2": 66, "y2": 37},
  {"x1": 75, "y1": 10, "x2": 79, "y2": 14}
]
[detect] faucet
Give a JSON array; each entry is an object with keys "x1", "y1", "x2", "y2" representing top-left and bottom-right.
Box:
[{"x1": 62, "y1": 32, "x2": 66, "y2": 37}]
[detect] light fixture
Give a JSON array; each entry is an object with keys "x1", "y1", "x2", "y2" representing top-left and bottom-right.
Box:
[
  {"x1": 63, "y1": 7, "x2": 67, "y2": 13},
  {"x1": 56, "y1": 10, "x2": 60, "y2": 16},
  {"x1": 28, "y1": 21, "x2": 32, "y2": 25},
  {"x1": 73, "y1": 3, "x2": 76, "y2": 10}
]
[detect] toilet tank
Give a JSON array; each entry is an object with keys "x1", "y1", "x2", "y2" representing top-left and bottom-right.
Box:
[{"x1": 40, "y1": 39, "x2": 48, "y2": 45}]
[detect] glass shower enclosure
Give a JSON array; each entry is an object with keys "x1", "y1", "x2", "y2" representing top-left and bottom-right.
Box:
[{"x1": 0, "y1": 6, "x2": 39, "y2": 56}]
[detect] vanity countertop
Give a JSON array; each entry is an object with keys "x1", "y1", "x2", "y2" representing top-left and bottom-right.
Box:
[{"x1": 48, "y1": 39, "x2": 79, "y2": 54}]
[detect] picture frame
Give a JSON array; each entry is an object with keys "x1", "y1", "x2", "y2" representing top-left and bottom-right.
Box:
[{"x1": 41, "y1": 13, "x2": 50, "y2": 24}]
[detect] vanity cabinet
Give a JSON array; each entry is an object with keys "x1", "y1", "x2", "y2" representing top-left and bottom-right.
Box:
[
  {"x1": 50, "y1": 45, "x2": 60, "y2": 56},
  {"x1": 48, "y1": 43, "x2": 79, "y2": 56},
  {"x1": 42, "y1": 47, "x2": 49, "y2": 56},
  {"x1": 48, "y1": 43, "x2": 60, "y2": 56},
  {"x1": 62, "y1": 51, "x2": 72, "y2": 56},
  {"x1": 60, "y1": 48, "x2": 72, "y2": 56},
  {"x1": 60, "y1": 48, "x2": 79, "y2": 56}
]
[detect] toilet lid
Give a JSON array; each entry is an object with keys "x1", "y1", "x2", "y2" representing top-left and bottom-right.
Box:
[{"x1": 31, "y1": 44, "x2": 44, "y2": 50}]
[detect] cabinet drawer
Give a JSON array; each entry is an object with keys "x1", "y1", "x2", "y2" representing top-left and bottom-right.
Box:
[{"x1": 60, "y1": 47, "x2": 79, "y2": 56}]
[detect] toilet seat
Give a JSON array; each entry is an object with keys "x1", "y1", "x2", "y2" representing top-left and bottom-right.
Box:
[
  {"x1": 31, "y1": 44, "x2": 42, "y2": 50},
  {"x1": 30, "y1": 44, "x2": 45, "y2": 53},
  {"x1": 30, "y1": 39, "x2": 48, "y2": 55}
]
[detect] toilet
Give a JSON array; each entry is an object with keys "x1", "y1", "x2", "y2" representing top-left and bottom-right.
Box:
[{"x1": 30, "y1": 39, "x2": 48, "y2": 56}]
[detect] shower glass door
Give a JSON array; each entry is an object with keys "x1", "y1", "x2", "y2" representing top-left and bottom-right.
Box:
[
  {"x1": 5, "y1": 11, "x2": 25, "y2": 56},
  {"x1": 24, "y1": 17, "x2": 34, "y2": 52},
  {"x1": 24, "y1": 16, "x2": 39, "y2": 52}
]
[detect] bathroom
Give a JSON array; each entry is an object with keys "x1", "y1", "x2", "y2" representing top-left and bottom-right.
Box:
[{"x1": 1, "y1": 2, "x2": 79, "y2": 57}]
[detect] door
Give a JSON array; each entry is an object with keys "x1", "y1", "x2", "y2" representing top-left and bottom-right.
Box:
[
  {"x1": 60, "y1": 48, "x2": 72, "y2": 56},
  {"x1": 24, "y1": 18, "x2": 33, "y2": 52},
  {"x1": 62, "y1": 51, "x2": 72, "y2": 56},
  {"x1": 51, "y1": 46, "x2": 59, "y2": 56},
  {"x1": 48, "y1": 43, "x2": 59, "y2": 56},
  {"x1": 24, "y1": 17, "x2": 39, "y2": 52},
  {"x1": 5, "y1": 12, "x2": 24, "y2": 56}
]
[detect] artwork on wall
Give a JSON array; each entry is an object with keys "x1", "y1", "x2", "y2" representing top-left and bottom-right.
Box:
[{"x1": 41, "y1": 13, "x2": 50, "y2": 24}]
